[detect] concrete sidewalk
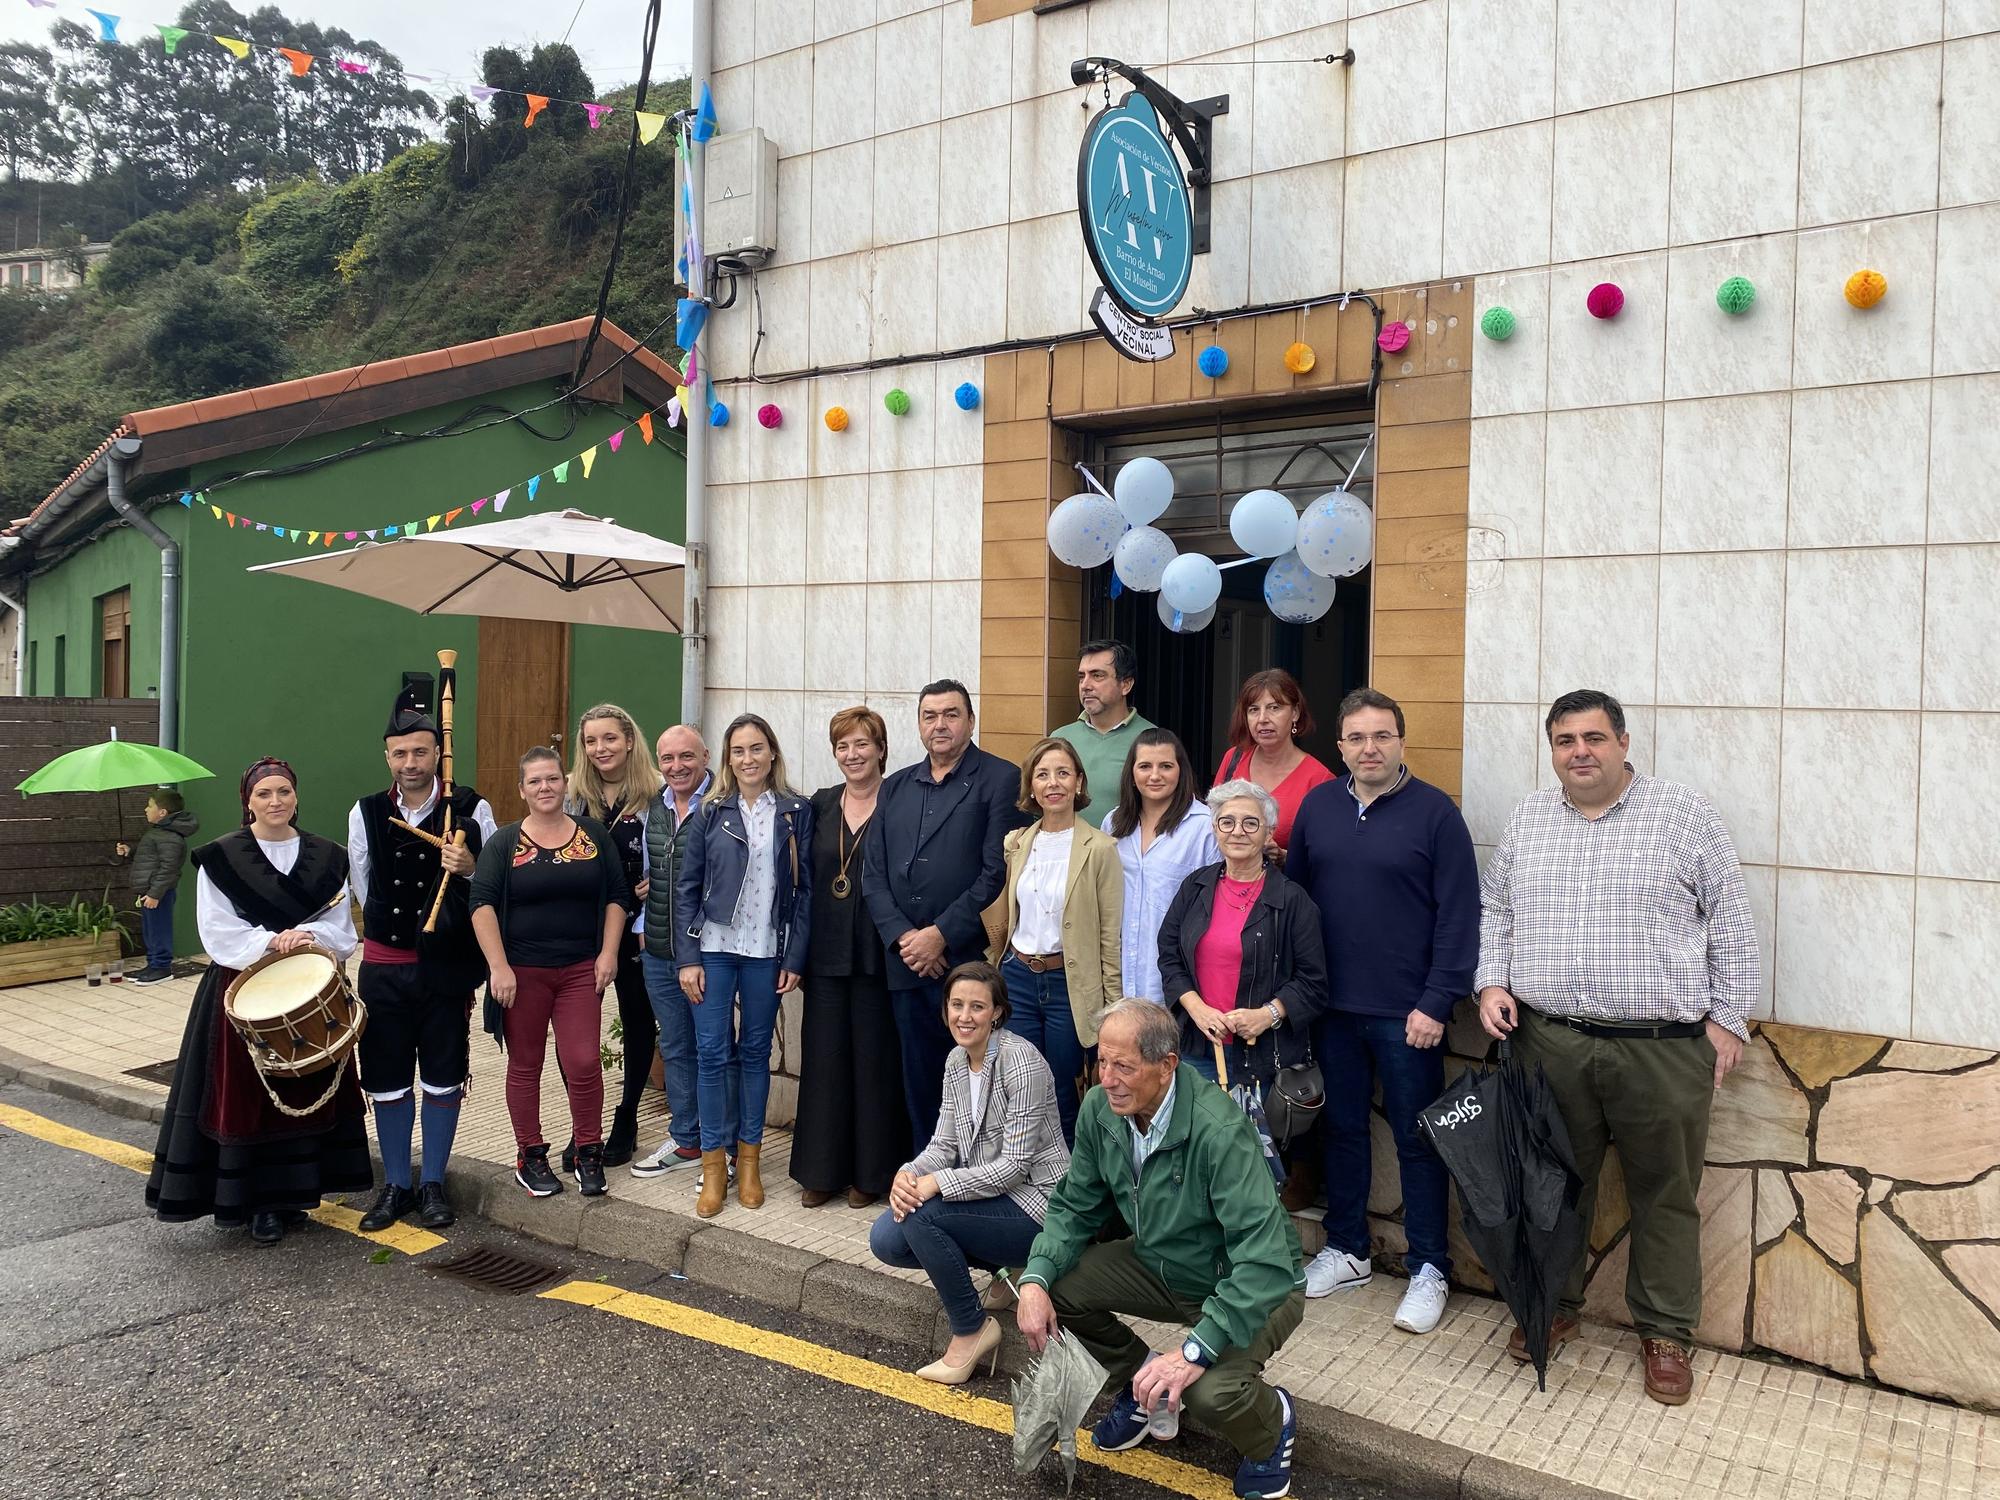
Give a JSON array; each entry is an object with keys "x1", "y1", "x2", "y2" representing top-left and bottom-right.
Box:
[{"x1": 3, "y1": 968, "x2": 1994, "y2": 1500}]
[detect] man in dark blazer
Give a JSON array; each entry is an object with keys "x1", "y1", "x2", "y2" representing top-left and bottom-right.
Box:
[{"x1": 864, "y1": 679, "x2": 1031, "y2": 1139}]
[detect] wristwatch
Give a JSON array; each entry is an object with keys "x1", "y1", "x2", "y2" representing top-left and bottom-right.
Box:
[
  {"x1": 1181, "y1": 1337, "x2": 1213, "y2": 1368},
  {"x1": 1266, "y1": 1002, "x2": 1283, "y2": 1030}
]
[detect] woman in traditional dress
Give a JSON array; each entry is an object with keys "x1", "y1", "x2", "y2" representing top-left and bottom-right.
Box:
[{"x1": 145, "y1": 758, "x2": 371, "y2": 1247}]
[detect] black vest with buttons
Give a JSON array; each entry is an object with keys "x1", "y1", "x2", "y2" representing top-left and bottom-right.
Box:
[{"x1": 358, "y1": 785, "x2": 489, "y2": 992}]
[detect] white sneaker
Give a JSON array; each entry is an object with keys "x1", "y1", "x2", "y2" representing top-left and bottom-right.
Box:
[
  {"x1": 629, "y1": 1142, "x2": 703, "y2": 1178},
  {"x1": 1304, "y1": 1247, "x2": 1372, "y2": 1298},
  {"x1": 1393, "y1": 1264, "x2": 1450, "y2": 1334}
]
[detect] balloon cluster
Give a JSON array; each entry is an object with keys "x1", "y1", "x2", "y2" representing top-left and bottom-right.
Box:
[{"x1": 1045, "y1": 456, "x2": 1375, "y2": 633}]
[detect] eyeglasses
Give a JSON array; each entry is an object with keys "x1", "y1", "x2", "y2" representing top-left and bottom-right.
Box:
[
  {"x1": 1213, "y1": 815, "x2": 1265, "y2": 834},
  {"x1": 1339, "y1": 732, "x2": 1403, "y2": 750}
]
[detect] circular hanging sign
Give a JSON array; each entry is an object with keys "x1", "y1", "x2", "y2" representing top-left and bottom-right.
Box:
[{"x1": 1078, "y1": 93, "x2": 1194, "y2": 323}]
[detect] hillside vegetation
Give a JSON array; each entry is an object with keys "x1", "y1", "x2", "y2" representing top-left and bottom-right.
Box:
[{"x1": 0, "y1": 4, "x2": 686, "y2": 514}]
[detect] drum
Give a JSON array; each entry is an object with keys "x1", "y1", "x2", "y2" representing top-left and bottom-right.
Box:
[{"x1": 224, "y1": 946, "x2": 368, "y2": 1078}]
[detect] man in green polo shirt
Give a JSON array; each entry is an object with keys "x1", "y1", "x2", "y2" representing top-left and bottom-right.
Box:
[{"x1": 1052, "y1": 639, "x2": 1153, "y2": 830}]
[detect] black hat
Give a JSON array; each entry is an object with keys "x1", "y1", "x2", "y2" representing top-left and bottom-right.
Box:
[{"x1": 384, "y1": 678, "x2": 438, "y2": 740}]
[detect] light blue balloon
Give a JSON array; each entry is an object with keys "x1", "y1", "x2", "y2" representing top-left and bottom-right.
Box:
[
  {"x1": 1160, "y1": 552, "x2": 1223, "y2": 614},
  {"x1": 1264, "y1": 552, "x2": 1339, "y2": 624},
  {"x1": 1046, "y1": 493, "x2": 1125, "y2": 569},
  {"x1": 1113, "y1": 525, "x2": 1177, "y2": 591},
  {"x1": 1296, "y1": 489, "x2": 1375, "y2": 579},
  {"x1": 1113, "y1": 456, "x2": 1174, "y2": 526},
  {"x1": 1229, "y1": 488, "x2": 1299, "y2": 559},
  {"x1": 1157, "y1": 591, "x2": 1216, "y2": 633}
]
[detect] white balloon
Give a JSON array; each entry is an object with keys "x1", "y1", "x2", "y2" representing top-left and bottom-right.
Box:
[
  {"x1": 1263, "y1": 552, "x2": 1339, "y2": 624},
  {"x1": 1113, "y1": 525, "x2": 1177, "y2": 591},
  {"x1": 1228, "y1": 488, "x2": 1299, "y2": 559},
  {"x1": 1295, "y1": 488, "x2": 1375, "y2": 579},
  {"x1": 1046, "y1": 493, "x2": 1125, "y2": 569},
  {"x1": 1112, "y1": 456, "x2": 1174, "y2": 526},
  {"x1": 1160, "y1": 552, "x2": 1223, "y2": 615},
  {"x1": 1157, "y1": 592, "x2": 1217, "y2": 633}
]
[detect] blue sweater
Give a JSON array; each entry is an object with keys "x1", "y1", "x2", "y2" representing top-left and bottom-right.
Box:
[{"x1": 1285, "y1": 771, "x2": 1480, "y2": 1023}]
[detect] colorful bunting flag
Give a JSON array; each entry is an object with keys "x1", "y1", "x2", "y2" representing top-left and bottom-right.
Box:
[
  {"x1": 26, "y1": 0, "x2": 57, "y2": 9},
  {"x1": 209, "y1": 504, "x2": 222, "y2": 520},
  {"x1": 426, "y1": 514, "x2": 442, "y2": 531},
  {"x1": 225, "y1": 512, "x2": 238, "y2": 526},
  {"x1": 338, "y1": 59, "x2": 370, "y2": 75},
  {"x1": 471, "y1": 498, "x2": 487, "y2": 514},
  {"x1": 307, "y1": 530, "x2": 320, "y2": 544},
  {"x1": 444, "y1": 507, "x2": 463, "y2": 524},
  {"x1": 157, "y1": 24, "x2": 187, "y2": 53},
  {"x1": 634, "y1": 111, "x2": 666, "y2": 145},
  {"x1": 494, "y1": 488, "x2": 511, "y2": 513},
  {"x1": 523, "y1": 94, "x2": 549, "y2": 128},
  {"x1": 214, "y1": 36, "x2": 250, "y2": 59},
  {"x1": 273, "y1": 527, "x2": 286, "y2": 538},
  {"x1": 384, "y1": 525, "x2": 399, "y2": 536},
  {"x1": 469, "y1": 86, "x2": 497, "y2": 102},
  {"x1": 343, "y1": 530, "x2": 358, "y2": 541},
  {"x1": 278, "y1": 48, "x2": 313, "y2": 76},
  {"x1": 584, "y1": 103, "x2": 611, "y2": 129},
  {"x1": 526, "y1": 476, "x2": 541, "y2": 503},
  {"x1": 637, "y1": 413, "x2": 653, "y2": 445},
  {"x1": 86, "y1": 10, "x2": 119, "y2": 43},
  {"x1": 607, "y1": 430, "x2": 623, "y2": 454},
  {"x1": 553, "y1": 460, "x2": 570, "y2": 484},
  {"x1": 692, "y1": 82, "x2": 717, "y2": 142},
  {"x1": 364, "y1": 528, "x2": 378, "y2": 540},
  {"x1": 178, "y1": 491, "x2": 193, "y2": 506},
  {"x1": 579, "y1": 446, "x2": 596, "y2": 479}
]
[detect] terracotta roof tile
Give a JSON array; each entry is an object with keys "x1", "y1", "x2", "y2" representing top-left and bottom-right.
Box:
[
  {"x1": 531, "y1": 318, "x2": 591, "y2": 349},
  {"x1": 190, "y1": 392, "x2": 258, "y2": 423},
  {"x1": 401, "y1": 348, "x2": 452, "y2": 377},
  {"x1": 247, "y1": 377, "x2": 316, "y2": 412},
  {"x1": 353, "y1": 358, "x2": 412, "y2": 389}
]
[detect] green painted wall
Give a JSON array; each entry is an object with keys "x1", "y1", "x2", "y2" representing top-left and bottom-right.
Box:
[
  {"x1": 20, "y1": 510, "x2": 184, "y2": 699},
  {"x1": 26, "y1": 376, "x2": 683, "y2": 954}
]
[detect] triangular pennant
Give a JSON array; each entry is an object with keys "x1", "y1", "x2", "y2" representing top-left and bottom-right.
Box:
[
  {"x1": 469, "y1": 85, "x2": 496, "y2": 103},
  {"x1": 307, "y1": 530, "x2": 320, "y2": 544},
  {"x1": 177, "y1": 491, "x2": 193, "y2": 506},
  {"x1": 214, "y1": 36, "x2": 251, "y2": 59},
  {"x1": 637, "y1": 412, "x2": 653, "y2": 445},
  {"x1": 634, "y1": 111, "x2": 666, "y2": 144},
  {"x1": 471, "y1": 498, "x2": 487, "y2": 514},
  {"x1": 607, "y1": 430, "x2": 623, "y2": 453},
  {"x1": 338, "y1": 59, "x2": 370, "y2": 75},
  {"x1": 254, "y1": 522, "x2": 267, "y2": 532},
  {"x1": 324, "y1": 532, "x2": 337, "y2": 548},
  {"x1": 273, "y1": 527, "x2": 286, "y2": 539},
  {"x1": 445, "y1": 507, "x2": 463, "y2": 524},
  {"x1": 383, "y1": 525, "x2": 399, "y2": 537},
  {"x1": 553, "y1": 460, "x2": 570, "y2": 483},
  {"x1": 277, "y1": 48, "x2": 313, "y2": 76},
  {"x1": 526, "y1": 476, "x2": 541, "y2": 502},
  {"x1": 210, "y1": 504, "x2": 223, "y2": 520},
  {"x1": 584, "y1": 103, "x2": 612, "y2": 130},
  {"x1": 578, "y1": 446, "x2": 596, "y2": 479},
  {"x1": 343, "y1": 531, "x2": 358, "y2": 541},
  {"x1": 693, "y1": 82, "x2": 717, "y2": 142},
  {"x1": 86, "y1": 10, "x2": 119, "y2": 43},
  {"x1": 494, "y1": 488, "x2": 511, "y2": 513},
  {"x1": 157, "y1": 24, "x2": 187, "y2": 53},
  {"x1": 523, "y1": 94, "x2": 549, "y2": 128},
  {"x1": 666, "y1": 396, "x2": 682, "y2": 428},
  {"x1": 426, "y1": 514, "x2": 442, "y2": 531},
  {"x1": 364, "y1": 528, "x2": 378, "y2": 540},
  {"x1": 225, "y1": 512, "x2": 238, "y2": 526}
]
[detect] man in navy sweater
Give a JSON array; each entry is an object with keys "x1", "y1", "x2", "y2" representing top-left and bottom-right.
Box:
[{"x1": 1286, "y1": 688, "x2": 1480, "y2": 1336}]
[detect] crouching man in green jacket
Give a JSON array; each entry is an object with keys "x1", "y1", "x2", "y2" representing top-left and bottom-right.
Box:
[{"x1": 1016, "y1": 1000, "x2": 1306, "y2": 1500}]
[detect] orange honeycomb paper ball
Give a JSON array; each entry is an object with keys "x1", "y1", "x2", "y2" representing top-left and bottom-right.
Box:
[
  {"x1": 1283, "y1": 341, "x2": 1316, "y2": 374},
  {"x1": 1844, "y1": 269, "x2": 1887, "y2": 309},
  {"x1": 824, "y1": 405, "x2": 850, "y2": 432}
]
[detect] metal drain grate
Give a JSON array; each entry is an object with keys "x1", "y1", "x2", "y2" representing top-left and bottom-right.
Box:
[
  {"x1": 423, "y1": 1247, "x2": 564, "y2": 1296},
  {"x1": 125, "y1": 1060, "x2": 179, "y2": 1088}
]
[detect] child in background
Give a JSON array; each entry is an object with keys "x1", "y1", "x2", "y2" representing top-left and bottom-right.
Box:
[{"x1": 116, "y1": 790, "x2": 198, "y2": 985}]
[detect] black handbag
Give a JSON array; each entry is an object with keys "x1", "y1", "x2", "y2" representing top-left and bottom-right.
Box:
[{"x1": 1265, "y1": 1060, "x2": 1325, "y2": 1146}]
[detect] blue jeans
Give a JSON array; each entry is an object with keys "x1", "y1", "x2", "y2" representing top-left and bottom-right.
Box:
[
  {"x1": 870, "y1": 1194, "x2": 1042, "y2": 1336},
  {"x1": 641, "y1": 950, "x2": 732, "y2": 1152},
  {"x1": 693, "y1": 953, "x2": 780, "y2": 1150},
  {"x1": 140, "y1": 891, "x2": 176, "y2": 971},
  {"x1": 999, "y1": 955, "x2": 1091, "y2": 1147},
  {"x1": 1316, "y1": 1011, "x2": 1452, "y2": 1279}
]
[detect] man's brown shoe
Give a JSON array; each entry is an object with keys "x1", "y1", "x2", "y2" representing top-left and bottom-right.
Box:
[
  {"x1": 1641, "y1": 1339, "x2": 1693, "y2": 1405},
  {"x1": 1505, "y1": 1315, "x2": 1580, "y2": 1363},
  {"x1": 799, "y1": 1188, "x2": 836, "y2": 1208}
]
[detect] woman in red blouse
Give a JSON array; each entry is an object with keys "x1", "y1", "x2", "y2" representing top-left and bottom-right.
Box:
[{"x1": 1210, "y1": 669, "x2": 1336, "y2": 851}]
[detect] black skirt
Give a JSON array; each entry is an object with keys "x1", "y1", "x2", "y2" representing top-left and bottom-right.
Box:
[{"x1": 145, "y1": 965, "x2": 373, "y2": 1227}]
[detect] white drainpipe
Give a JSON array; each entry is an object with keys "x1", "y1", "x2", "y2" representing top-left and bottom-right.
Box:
[{"x1": 680, "y1": 0, "x2": 712, "y2": 730}]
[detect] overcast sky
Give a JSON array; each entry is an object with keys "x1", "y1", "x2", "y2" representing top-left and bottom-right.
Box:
[{"x1": 0, "y1": 1, "x2": 694, "y2": 96}]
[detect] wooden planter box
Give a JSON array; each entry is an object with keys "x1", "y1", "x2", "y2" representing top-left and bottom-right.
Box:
[{"x1": 0, "y1": 931, "x2": 124, "y2": 988}]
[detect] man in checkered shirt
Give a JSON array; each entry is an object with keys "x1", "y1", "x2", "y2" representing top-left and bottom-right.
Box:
[{"x1": 1476, "y1": 689, "x2": 1759, "y2": 1408}]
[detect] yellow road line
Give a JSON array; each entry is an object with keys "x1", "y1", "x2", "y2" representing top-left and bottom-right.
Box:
[
  {"x1": 542, "y1": 1280, "x2": 1239, "y2": 1500},
  {"x1": 0, "y1": 1099, "x2": 445, "y2": 1255}
]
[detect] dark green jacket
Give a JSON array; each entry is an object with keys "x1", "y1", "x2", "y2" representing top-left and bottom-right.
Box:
[
  {"x1": 129, "y1": 810, "x2": 199, "y2": 900},
  {"x1": 642, "y1": 779, "x2": 709, "y2": 960},
  {"x1": 1021, "y1": 1062, "x2": 1304, "y2": 1358}
]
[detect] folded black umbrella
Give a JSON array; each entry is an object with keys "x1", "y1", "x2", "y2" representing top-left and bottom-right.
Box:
[{"x1": 1419, "y1": 1042, "x2": 1587, "y2": 1389}]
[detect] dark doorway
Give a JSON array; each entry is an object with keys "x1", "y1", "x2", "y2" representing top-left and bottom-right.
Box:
[{"x1": 1080, "y1": 410, "x2": 1374, "y2": 779}]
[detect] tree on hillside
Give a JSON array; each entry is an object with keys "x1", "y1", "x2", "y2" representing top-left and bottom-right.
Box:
[
  {"x1": 146, "y1": 263, "x2": 286, "y2": 391},
  {"x1": 0, "y1": 42, "x2": 66, "y2": 182}
]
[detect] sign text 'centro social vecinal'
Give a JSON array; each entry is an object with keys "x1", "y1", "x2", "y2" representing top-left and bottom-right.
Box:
[{"x1": 1078, "y1": 93, "x2": 1194, "y2": 325}]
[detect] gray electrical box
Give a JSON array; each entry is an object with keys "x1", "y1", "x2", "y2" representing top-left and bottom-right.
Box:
[{"x1": 677, "y1": 126, "x2": 778, "y2": 269}]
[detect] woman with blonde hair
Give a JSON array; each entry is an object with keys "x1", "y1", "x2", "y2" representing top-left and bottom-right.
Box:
[
  {"x1": 676, "y1": 713, "x2": 815, "y2": 1216},
  {"x1": 563, "y1": 703, "x2": 664, "y2": 1167},
  {"x1": 992, "y1": 736, "x2": 1122, "y2": 1145},
  {"x1": 792, "y1": 705, "x2": 909, "y2": 1209}
]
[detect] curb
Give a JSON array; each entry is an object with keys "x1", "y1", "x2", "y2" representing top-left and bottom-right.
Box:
[{"x1": 2, "y1": 1053, "x2": 1614, "y2": 1500}]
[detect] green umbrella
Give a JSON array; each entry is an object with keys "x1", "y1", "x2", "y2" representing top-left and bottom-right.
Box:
[{"x1": 17, "y1": 731, "x2": 214, "y2": 796}]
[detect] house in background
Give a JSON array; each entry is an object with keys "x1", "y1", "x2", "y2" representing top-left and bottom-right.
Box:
[
  {"x1": 1, "y1": 316, "x2": 687, "y2": 948},
  {"x1": 0, "y1": 241, "x2": 111, "y2": 292}
]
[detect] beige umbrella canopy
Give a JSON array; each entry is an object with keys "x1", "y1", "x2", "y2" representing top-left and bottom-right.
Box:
[{"x1": 247, "y1": 509, "x2": 686, "y2": 631}]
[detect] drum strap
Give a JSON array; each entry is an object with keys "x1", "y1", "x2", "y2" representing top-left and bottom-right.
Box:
[{"x1": 247, "y1": 1048, "x2": 355, "y2": 1119}]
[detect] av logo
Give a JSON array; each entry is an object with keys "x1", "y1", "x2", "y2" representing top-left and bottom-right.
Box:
[{"x1": 1077, "y1": 93, "x2": 1195, "y2": 323}]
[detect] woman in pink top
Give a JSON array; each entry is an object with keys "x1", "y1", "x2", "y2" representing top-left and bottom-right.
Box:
[{"x1": 1210, "y1": 669, "x2": 1336, "y2": 851}]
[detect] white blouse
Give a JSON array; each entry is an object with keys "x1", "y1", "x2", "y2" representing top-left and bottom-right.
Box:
[
  {"x1": 1011, "y1": 826, "x2": 1074, "y2": 954},
  {"x1": 1115, "y1": 806, "x2": 1222, "y2": 1003},
  {"x1": 195, "y1": 835, "x2": 359, "y2": 971}
]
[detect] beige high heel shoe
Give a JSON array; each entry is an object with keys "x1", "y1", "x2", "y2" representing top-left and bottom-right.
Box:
[{"x1": 914, "y1": 1316, "x2": 1003, "y2": 1386}]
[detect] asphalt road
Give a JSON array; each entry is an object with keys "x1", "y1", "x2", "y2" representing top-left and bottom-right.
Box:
[{"x1": 0, "y1": 1082, "x2": 1428, "y2": 1500}]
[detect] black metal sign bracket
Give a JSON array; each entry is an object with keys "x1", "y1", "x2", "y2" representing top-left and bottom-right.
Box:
[{"x1": 1071, "y1": 57, "x2": 1229, "y2": 255}]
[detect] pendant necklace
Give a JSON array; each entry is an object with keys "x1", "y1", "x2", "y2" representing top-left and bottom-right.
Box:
[{"x1": 831, "y1": 800, "x2": 870, "y2": 899}]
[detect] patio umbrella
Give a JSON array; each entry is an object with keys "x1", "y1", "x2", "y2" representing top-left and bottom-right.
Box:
[
  {"x1": 1419, "y1": 1042, "x2": 1588, "y2": 1391},
  {"x1": 245, "y1": 509, "x2": 686, "y2": 631},
  {"x1": 1215, "y1": 1041, "x2": 1287, "y2": 1186}
]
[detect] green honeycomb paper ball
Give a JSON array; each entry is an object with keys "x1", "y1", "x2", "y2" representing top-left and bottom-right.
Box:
[
  {"x1": 1716, "y1": 276, "x2": 1757, "y2": 315},
  {"x1": 1479, "y1": 305, "x2": 1516, "y2": 342},
  {"x1": 883, "y1": 387, "x2": 911, "y2": 416}
]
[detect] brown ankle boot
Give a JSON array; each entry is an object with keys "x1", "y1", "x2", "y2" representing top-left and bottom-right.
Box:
[
  {"x1": 736, "y1": 1142, "x2": 765, "y2": 1209},
  {"x1": 695, "y1": 1149, "x2": 728, "y2": 1218}
]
